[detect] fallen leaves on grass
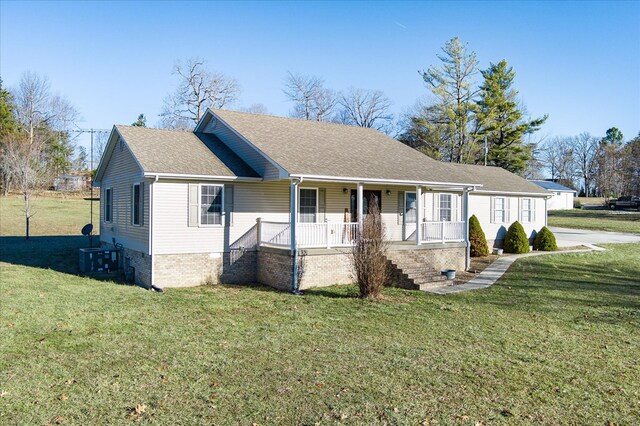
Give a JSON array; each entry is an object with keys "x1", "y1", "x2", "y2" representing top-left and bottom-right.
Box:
[
  {"x1": 58, "y1": 393, "x2": 68, "y2": 401},
  {"x1": 6, "y1": 321, "x2": 14, "y2": 328},
  {"x1": 128, "y1": 404, "x2": 146, "y2": 420}
]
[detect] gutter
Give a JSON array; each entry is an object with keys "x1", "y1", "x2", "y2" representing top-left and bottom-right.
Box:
[
  {"x1": 143, "y1": 172, "x2": 262, "y2": 182},
  {"x1": 288, "y1": 173, "x2": 481, "y2": 189}
]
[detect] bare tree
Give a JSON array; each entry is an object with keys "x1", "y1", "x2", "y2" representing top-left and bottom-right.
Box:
[
  {"x1": 239, "y1": 103, "x2": 269, "y2": 115},
  {"x1": 336, "y1": 87, "x2": 393, "y2": 131},
  {"x1": 539, "y1": 136, "x2": 575, "y2": 181},
  {"x1": 351, "y1": 198, "x2": 389, "y2": 299},
  {"x1": 12, "y1": 71, "x2": 78, "y2": 144},
  {"x1": 571, "y1": 132, "x2": 599, "y2": 196},
  {"x1": 283, "y1": 72, "x2": 336, "y2": 121},
  {"x1": 160, "y1": 58, "x2": 240, "y2": 129},
  {"x1": 1, "y1": 134, "x2": 49, "y2": 239}
]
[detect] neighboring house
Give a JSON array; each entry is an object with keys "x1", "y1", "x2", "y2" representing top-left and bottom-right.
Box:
[
  {"x1": 53, "y1": 173, "x2": 91, "y2": 191},
  {"x1": 93, "y1": 109, "x2": 549, "y2": 291},
  {"x1": 529, "y1": 180, "x2": 576, "y2": 210}
]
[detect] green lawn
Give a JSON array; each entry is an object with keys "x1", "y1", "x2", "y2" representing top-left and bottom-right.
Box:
[
  {"x1": 1, "y1": 196, "x2": 639, "y2": 424},
  {"x1": 548, "y1": 208, "x2": 640, "y2": 234},
  {"x1": 0, "y1": 193, "x2": 99, "y2": 237}
]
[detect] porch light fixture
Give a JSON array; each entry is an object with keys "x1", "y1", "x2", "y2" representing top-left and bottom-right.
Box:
[
  {"x1": 343, "y1": 188, "x2": 348, "y2": 193},
  {"x1": 386, "y1": 190, "x2": 391, "y2": 195}
]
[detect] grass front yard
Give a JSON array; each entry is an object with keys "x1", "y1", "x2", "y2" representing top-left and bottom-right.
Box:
[
  {"x1": 1, "y1": 232, "x2": 639, "y2": 424},
  {"x1": 548, "y1": 208, "x2": 640, "y2": 234}
]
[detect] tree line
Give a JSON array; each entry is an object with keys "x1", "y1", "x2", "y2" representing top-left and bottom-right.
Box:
[{"x1": 2, "y1": 36, "x2": 637, "y2": 202}]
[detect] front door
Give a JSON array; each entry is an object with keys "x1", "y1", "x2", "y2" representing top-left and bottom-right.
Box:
[{"x1": 350, "y1": 190, "x2": 382, "y2": 222}]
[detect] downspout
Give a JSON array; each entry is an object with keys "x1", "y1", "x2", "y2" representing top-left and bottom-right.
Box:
[
  {"x1": 291, "y1": 178, "x2": 303, "y2": 295},
  {"x1": 149, "y1": 174, "x2": 158, "y2": 290},
  {"x1": 463, "y1": 186, "x2": 475, "y2": 271}
]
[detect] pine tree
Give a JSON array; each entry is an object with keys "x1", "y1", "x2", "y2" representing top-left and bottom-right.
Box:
[
  {"x1": 132, "y1": 114, "x2": 147, "y2": 127},
  {"x1": 475, "y1": 60, "x2": 547, "y2": 174},
  {"x1": 419, "y1": 37, "x2": 480, "y2": 163},
  {"x1": 503, "y1": 221, "x2": 530, "y2": 254}
]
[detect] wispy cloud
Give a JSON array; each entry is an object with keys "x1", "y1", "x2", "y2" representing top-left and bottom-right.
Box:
[{"x1": 394, "y1": 21, "x2": 408, "y2": 30}]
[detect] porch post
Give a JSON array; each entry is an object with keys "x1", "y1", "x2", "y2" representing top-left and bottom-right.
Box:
[
  {"x1": 415, "y1": 185, "x2": 422, "y2": 245},
  {"x1": 357, "y1": 182, "x2": 364, "y2": 229},
  {"x1": 290, "y1": 180, "x2": 298, "y2": 250},
  {"x1": 290, "y1": 180, "x2": 300, "y2": 294},
  {"x1": 463, "y1": 188, "x2": 470, "y2": 270}
]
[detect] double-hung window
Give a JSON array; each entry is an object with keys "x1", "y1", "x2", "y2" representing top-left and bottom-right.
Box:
[
  {"x1": 299, "y1": 188, "x2": 318, "y2": 223},
  {"x1": 104, "y1": 188, "x2": 113, "y2": 222},
  {"x1": 200, "y1": 184, "x2": 223, "y2": 225},
  {"x1": 521, "y1": 198, "x2": 533, "y2": 223},
  {"x1": 405, "y1": 192, "x2": 417, "y2": 223},
  {"x1": 494, "y1": 197, "x2": 506, "y2": 223},
  {"x1": 132, "y1": 183, "x2": 142, "y2": 226},
  {"x1": 439, "y1": 194, "x2": 452, "y2": 221}
]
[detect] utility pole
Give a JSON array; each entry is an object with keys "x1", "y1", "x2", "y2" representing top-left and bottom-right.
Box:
[
  {"x1": 484, "y1": 135, "x2": 488, "y2": 166},
  {"x1": 68, "y1": 128, "x2": 109, "y2": 230}
]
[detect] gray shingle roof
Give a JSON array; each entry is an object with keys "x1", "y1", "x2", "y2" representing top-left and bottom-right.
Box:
[
  {"x1": 529, "y1": 180, "x2": 577, "y2": 192},
  {"x1": 451, "y1": 164, "x2": 549, "y2": 195},
  {"x1": 211, "y1": 109, "x2": 472, "y2": 185},
  {"x1": 115, "y1": 125, "x2": 258, "y2": 178}
]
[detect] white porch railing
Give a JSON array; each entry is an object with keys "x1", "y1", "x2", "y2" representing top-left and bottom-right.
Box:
[
  {"x1": 260, "y1": 221, "x2": 359, "y2": 249},
  {"x1": 420, "y1": 221, "x2": 465, "y2": 243},
  {"x1": 259, "y1": 220, "x2": 465, "y2": 248}
]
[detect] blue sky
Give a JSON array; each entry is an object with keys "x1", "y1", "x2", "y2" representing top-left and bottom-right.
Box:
[{"x1": 1, "y1": 1, "x2": 639, "y2": 155}]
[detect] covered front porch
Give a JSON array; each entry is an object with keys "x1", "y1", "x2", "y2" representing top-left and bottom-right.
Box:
[{"x1": 254, "y1": 178, "x2": 475, "y2": 252}]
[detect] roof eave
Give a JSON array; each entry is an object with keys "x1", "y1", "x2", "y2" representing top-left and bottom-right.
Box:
[
  {"x1": 288, "y1": 173, "x2": 481, "y2": 189},
  {"x1": 143, "y1": 172, "x2": 263, "y2": 182}
]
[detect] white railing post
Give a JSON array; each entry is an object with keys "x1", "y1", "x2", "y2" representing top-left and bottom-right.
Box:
[
  {"x1": 256, "y1": 217, "x2": 262, "y2": 246},
  {"x1": 441, "y1": 221, "x2": 445, "y2": 244},
  {"x1": 290, "y1": 181, "x2": 298, "y2": 250},
  {"x1": 357, "y1": 183, "x2": 364, "y2": 231},
  {"x1": 325, "y1": 219, "x2": 331, "y2": 249},
  {"x1": 416, "y1": 185, "x2": 422, "y2": 245}
]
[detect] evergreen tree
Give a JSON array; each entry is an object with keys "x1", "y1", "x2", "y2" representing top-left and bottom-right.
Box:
[
  {"x1": 418, "y1": 37, "x2": 480, "y2": 163},
  {"x1": 0, "y1": 78, "x2": 19, "y2": 137},
  {"x1": 132, "y1": 113, "x2": 147, "y2": 127},
  {"x1": 602, "y1": 127, "x2": 624, "y2": 146},
  {"x1": 503, "y1": 221, "x2": 530, "y2": 254},
  {"x1": 469, "y1": 214, "x2": 489, "y2": 257},
  {"x1": 475, "y1": 60, "x2": 547, "y2": 174}
]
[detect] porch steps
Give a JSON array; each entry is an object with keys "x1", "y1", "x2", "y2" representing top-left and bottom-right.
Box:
[{"x1": 385, "y1": 252, "x2": 449, "y2": 291}]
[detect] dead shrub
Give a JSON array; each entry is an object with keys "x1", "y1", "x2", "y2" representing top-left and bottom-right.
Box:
[{"x1": 351, "y1": 197, "x2": 389, "y2": 299}]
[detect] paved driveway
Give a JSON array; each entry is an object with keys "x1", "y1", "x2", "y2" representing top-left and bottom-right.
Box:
[{"x1": 549, "y1": 226, "x2": 640, "y2": 247}]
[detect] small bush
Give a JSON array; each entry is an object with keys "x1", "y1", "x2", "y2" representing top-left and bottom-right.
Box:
[
  {"x1": 503, "y1": 221, "x2": 530, "y2": 254},
  {"x1": 533, "y1": 226, "x2": 558, "y2": 251},
  {"x1": 469, "y1": 214, "x2": 489, "y2": 257},
  {"x1": 573, "y1": 200, "x2": 582, "y2": 209},
  {"x1": 351, "y1": 198, "x2": 388, "y2": 299}
]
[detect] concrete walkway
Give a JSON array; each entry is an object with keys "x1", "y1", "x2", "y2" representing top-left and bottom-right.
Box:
[{"x1": 428, "y1": 244, "x2": 606, "y2": 295}]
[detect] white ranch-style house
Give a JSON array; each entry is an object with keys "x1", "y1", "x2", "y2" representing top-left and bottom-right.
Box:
[{"x1": 93, "y1": 109, "x2": 549, "y2": 291}]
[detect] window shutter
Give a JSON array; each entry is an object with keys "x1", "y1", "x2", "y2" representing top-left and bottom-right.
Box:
[
  {"x1": 453, "y1": 194, "x2": 459, "y2": 221},
  {"x1": 188, "y1": 184, "x2": 199, "y2": 227},
  {"x1": 224, "y1": 184, "x2": 234, "y2": 226},
  {"x1": 139, "y1": 182, "x2": 144, "y2": 226},
  {"x1": 434, "y1": 194, "x2": 441, "y2": 221},
  {"x1": 506, "y1": 198, "x2": 511, "y2": 223},
  {"x1": 318, "y1": 188, "x2": 326, "y2": 222},
  {"x1": 397, "y1": 191, "x2": 404, "y2": 224},
  {"x1": 532, "y1": 198, "x2": 536, "y2": 222}
]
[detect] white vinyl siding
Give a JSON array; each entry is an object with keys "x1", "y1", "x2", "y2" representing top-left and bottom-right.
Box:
[
  {"x1": 200, "y1": 184, "x2": 224, "y2": 226},
  {"x1": 99, "y1": 139, "x2": 149, "y2": 253}
]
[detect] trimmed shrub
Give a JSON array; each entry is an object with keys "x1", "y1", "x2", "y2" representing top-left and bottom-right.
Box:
[
  {"x1": 503, "y1": 221, "x2": 530, "y2": 254},
  {"x1": 533, "y1": 226, "x2": 558, "y2": 251},
  {"x1": 469, "y1": 214, "x2": 489, "y2": 257}
]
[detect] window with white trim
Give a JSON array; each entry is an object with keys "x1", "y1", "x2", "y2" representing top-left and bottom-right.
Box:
[
  {"x1": 439, "y1": 193, "x2": 452, "y2": 221},
  {"x1": 132, "y1": 183, "x2": 142, "y2": 226},
  {"x1": 494, "y1": 197, "x2": 506, "y2": 223},
  {"x1": 405, "y1": 192, "x2": 417, "y2": 223},
  {"x1": 200, "y1": 184, "x2": 223, "y2": 225},
  {"x1": 521, "y1": 198, "x2": 533, "y2": 223},
  {"x1": 299, "y1": 188, "x2": 318, "y2": 223},
  {"x1": 104, "y1": 188, "x2": 112, "y2": 222}
]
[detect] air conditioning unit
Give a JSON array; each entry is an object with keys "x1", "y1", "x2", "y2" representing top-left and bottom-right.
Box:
[{"x1": 79, "y1": 248, "x2": 120, "y2": 274}]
